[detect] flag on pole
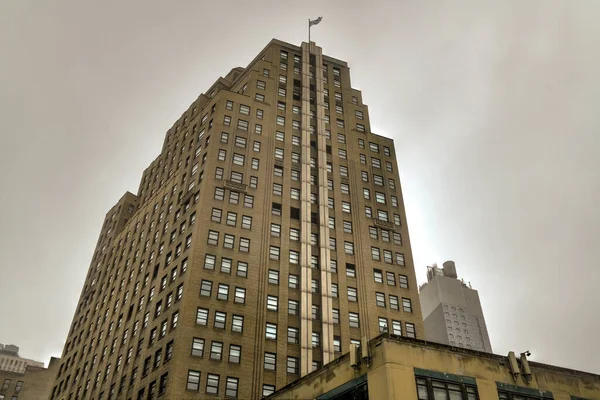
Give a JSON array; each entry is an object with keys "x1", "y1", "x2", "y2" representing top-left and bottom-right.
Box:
[{"x1": 309, "y1": 17, "x2": 323, "y2": 27}]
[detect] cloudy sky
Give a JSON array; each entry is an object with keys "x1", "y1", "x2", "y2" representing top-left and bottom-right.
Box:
[{"x1": 1, "y1": 0, "x2": 599, "y2": 373}]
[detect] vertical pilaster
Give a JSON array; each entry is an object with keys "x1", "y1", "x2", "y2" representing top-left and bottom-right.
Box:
[
  {"x1": 299, "y1": 41, "x2": 314, "y2": 376},
  {"x1": 314, "y1": 45, "x2": 335, "y2": 365}
]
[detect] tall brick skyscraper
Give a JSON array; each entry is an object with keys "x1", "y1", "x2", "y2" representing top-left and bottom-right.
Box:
[{"x1": 50, "y1": 39, "x2": 424, "y2": 400}]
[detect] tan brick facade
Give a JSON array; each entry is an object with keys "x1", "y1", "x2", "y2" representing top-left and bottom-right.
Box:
[
  {"x1": 0, "y1": 357, "x2": 59, "y2": 400},
  {"x1": 50, "y1": 39, "x2": 424, "y2": 400}
]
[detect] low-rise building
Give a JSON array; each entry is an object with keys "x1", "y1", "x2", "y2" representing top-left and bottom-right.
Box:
[
  {"x1": 267, "y1": 333, "x2": 600, "y2": 400},
  {"x1": 0, "y1": 357, "x2": 59, "y2": 400}
]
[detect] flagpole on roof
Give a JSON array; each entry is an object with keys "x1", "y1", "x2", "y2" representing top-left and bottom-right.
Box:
[{"x1": 308, "y1": 17, "x2": 322, "y2": 46}]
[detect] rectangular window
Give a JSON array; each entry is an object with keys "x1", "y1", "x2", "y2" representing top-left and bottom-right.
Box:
[
  {"x1": 220, "y1": 258, "x2": 232, "y2": 274},
  {"x1": 288, "y1": 299, "x2": 299, "y2": 315},
  {"x1": 226, "y1": 211, "x2": 237, "y2": 226},
  {"x1": 289, "y1": 250, "x2": 299, "y2": 264},
  {"x1": 217, "y1": 284, "x2": 229, "y2": 301},
  {"x1": 239, "y1": 104, "x2": 250, "y2": 115},
  {"x1": 265, "y1": 323, "x2": 277, "y2": 340},
  {"x1": 289, "y1": 228, "x2": 299, "y2": 241},
  {"x1": 241, "y1": 215, "x2": 252, "y2": 229},
  {"x1": 239, "y1": 237, "x2": 250, "y2": 252},
  {"x1": 269, "y1": 246, "x2": 280, "y2": 260},
  {"x1": 187, "y1": 370, "x2": 200, "y2": 391},
  {"x1": 232, "y1": 153, "x2": 245, "y2": 166},
  {"x1": 373, "y1": 269, "x2": 383, "y2": 283},
  {"x1": 213, "y1": 311, "x2": 226, "y2": 330},
  {"x1": 206, "y1": 373, "x2": 219, "y2": 395},
  {"x1": 387, "y1": 272, "x2": 396, "y2": 286},
  {"x1": 264, "y1": 352, "x2": 276, "y2": 371},
  {"x1": 332, "y1": 309, "x2": 340, "y2": 324},
  {"x1": 223, "y1": 234, "x2": 235, "y2": 249},
  {"x1": 384, "y1": 250, "x2": 393, "y2": 264},
  {"x1": 268, "y1": 269, "x2": 279, "y2": 285},
  {"x1": 346, "y1": 263, "x2": 356, "y2": 277},
  {"x1": 228, "y1": 345, "x2": 241, "y2": 364},
  {"x1": 232, "y1": 315, "x2": 244, "y2": 333},
  {"x1": 376, "y1": 292, "x2": 386, "y2": 307},
  {"x1": 344, "y1": 241, "x2": 354, "y2": 255},
  {"x1": 235, "y1": 136, "x2": 246, "y2": 148},
  {"x1": 371, "y1": 247, "x2": 380, "y2": 261},
  {"x1": 225, "y1": 377, "x2": 239, "y2": 397},
  {"x1": 200, "y1": 280, "x2": 212, "y2": 297},
  {"x1": 392, "y1": 320, "x2": 402, "y2": 335},
  {"x1": 236, "y1": 261, "x2": 248, "y2": 277},
  {"x1": 234, "y1": 287, "x2": 246, "y2": 304},
  {"x1": 406, "y1": 323, "x2": 416, "y2": 338},
  {"x1": 287, "y1": 357, "x2": 299, "y2": 374},
  {"x1": 289, "y1": 274, "x2": 299, "y2": 289},
  {"x1": 349, "y1": 312, "x2": 359, "y2": 328},
  {"x1": 347, "y1": 287, "x2": 358, "y2": 302},
  {"x1": 267, "y1": 295, "x2": 278, "y2": 311},
  {"x1": 204, "y1": 254, "x2": 216, "y2": 270},
  {"x1": 217, "y1": 149, "x2": 226, "y2": 161},
  {"x1": 312, "y1": 332, "x2": 320, "y2": 347},
  {"x1": 379, "y1": 317, "x2": 388, "y2": 332},
  {"x1": 396, "y1": 253, "x2": 405, "y2": 266},
  {"x1": 275, "y1": 148, "x2": 284, "y2": 159},
  {"x1": 390, "y1": 295, "x2": 399, "y2": 310},
  {"x1": 257, "y1": 80, "x2": 266, "y2": 90},
  {"x1": 399, "y1": 275, "x2": 409, "y2": 288},
  {"x1": 237, "y1": 119, "x2": 249, "y2": 131},
  {"x1": 287, "y1": 327, "x2": 299, "y2": 344},
  {"x1": 331, "y1": 283, "x2": 338, "y2": 298},
  {"x1": 402, "y1": 298, "x2": 413, "y2": 313},
  {"x1": 263, "y1": 385, "x2": 276, "y2": 397}
]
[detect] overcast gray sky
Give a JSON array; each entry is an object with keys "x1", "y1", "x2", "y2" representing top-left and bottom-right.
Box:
[{"x1": 1, "y1": 0, "x2": 599, "y2": 373}]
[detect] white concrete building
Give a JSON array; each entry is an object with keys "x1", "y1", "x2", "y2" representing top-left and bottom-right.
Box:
[{"x1": 419, "y1": 261, "x2": 493, "y2": 352}]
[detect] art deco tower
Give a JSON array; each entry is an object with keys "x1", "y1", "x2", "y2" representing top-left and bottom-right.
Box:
[{"x1": 50, "y1": 39, "x2": 424, "y2": 400}]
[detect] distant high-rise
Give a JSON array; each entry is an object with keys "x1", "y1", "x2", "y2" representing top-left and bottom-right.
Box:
[
  {"x1": 50, "y1": 39, "x2": 424, "y2": 400},
  {"x1": 419, "y1": 261, "x2": 493, "y2": 352},
  {"x1": 0, "y1": 344, "x2": 44, "y2": 373}
]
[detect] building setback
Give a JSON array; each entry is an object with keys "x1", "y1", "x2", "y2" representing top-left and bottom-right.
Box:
[
  {"x1": 50, "y1": 39, "x2": 423, "y2": 400},
  {"x1": 419, "y1": 261, "x2": 493, "y2": 352}
]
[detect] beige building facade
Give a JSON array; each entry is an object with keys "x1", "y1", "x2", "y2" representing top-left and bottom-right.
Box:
[
  {"x1": 50, "y1": 39, "x2": 423, "y2": 399},
  {"x1": 0, "y1": 356, "x2": 59, "y2": 400},
  {"x1": 268, "y1": 333, "x2": 600, "y2": 400}
]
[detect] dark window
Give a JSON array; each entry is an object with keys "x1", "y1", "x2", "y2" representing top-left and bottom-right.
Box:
[
  {"x1": 416, "y1": 377, "x2": 478, "y2": 400},
  {"x1": 290, "y1": 207, "x2": 300, "y2": 220}
]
